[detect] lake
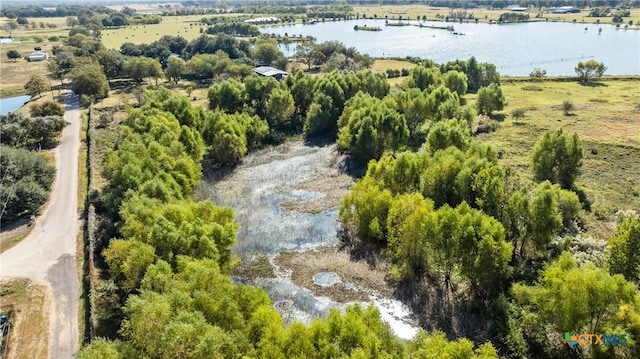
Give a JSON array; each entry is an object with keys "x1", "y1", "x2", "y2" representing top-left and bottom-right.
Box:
[
  {"x1": 264, "y1": 20, "x2": 640, "y2": 76},
  {"x1": 0, "y1": 95, "x2": 31, "y2": 116}
]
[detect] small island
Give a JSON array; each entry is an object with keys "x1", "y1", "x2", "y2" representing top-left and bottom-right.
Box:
[{"x1": 353, "y1": 24, "x2": 382, "y2": 31}]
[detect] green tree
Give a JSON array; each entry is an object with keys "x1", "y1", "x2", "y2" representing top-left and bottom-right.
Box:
[
  {"x1": 295, "y1": 41, "x2": 321, "y2": 70},
  {"x1": 476, "y1": 83, "x2": 505, "y2": 116},
  {"x1": 24, "y1": 73, "x2": 49, "y2": 98},
  {"x1": 266, "y1": 87, "x2": 295, "y2": 127},
  {"x1": 406, "y1": 65, "x2": 440, "y2": 91},
  {"x1": 338, "y1": 96, "x2": 408, "y2": 163},
  {"x1": 68, "y1": 63, "x2": 109, "y2": 100},
  {"x1": 0, "y1": 146, "x2": 56, "y2": 223},
  {"x1": 244, "y1": 75, "x2": 277, "y2": 118},
  {"x1": 30, "y1": 101, "x2": 64, "y2": 117},
  {"x1": 609, "y1": 215, "x2": 640, "y2": 284},
  {"x1": 442, "y1": 70, "x2": 468, "y2": 96},
  {"x1": 340, "y1": 177, "x2": 393, "y2": 246},
  {"x1": 164, "y1": 57, "x2": 186, "y2": 83},
  {"x1": 123, "y1": 56, "x2": 163, "y2": 85},
  {"x1": 206, "y1": 115, "x2": 247, "y2": 165},
  {"x1": 94, "y1": 49, "x2": 123, "y2": 84},
  {"x1": 251, "y1": 38, "x2": 283, "y2": 67},
  {"x1": 530, "y1": 129, "x2": 583, "y2": 189},
  {"x1": 425, "y1": 119, "x2": 471, "y2": 153},
  {"x1": 207, "y1": 79, "x2": 246, "y2": 114},
  {"x1": 6, "y1": 49, "x2": 21, "y2": 61},
  {"x1": 575, "y1": 60, "x2": 607, "y2": 84},
  {"x1": 512, "y1": 252, "x2": 637, "y2": 334}
]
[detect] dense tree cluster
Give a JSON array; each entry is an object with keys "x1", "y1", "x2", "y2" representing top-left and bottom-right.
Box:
[
  {"x1": 338, "y1": 85, "x2": 639, "y2": 358},
  {"x1": 88, "y1": 88, "x2": 502, "y2": 358},
  {"x1": 0, "y1": 146, "x2": 55, "y2": 224},
  {"x1": 0, "y1": 113, "x2": 69, "y2": 149}
]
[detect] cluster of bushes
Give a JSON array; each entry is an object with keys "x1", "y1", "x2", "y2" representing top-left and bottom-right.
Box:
[
  {"x1": 498, "y1": 12, "x2": 530, "y2": 22},
  {"x1": 0, "y1": 112, "x2": 68, "y2": 224},
  {"x1": 385, "y1": 68, "x2": 410, "y2": 78}
]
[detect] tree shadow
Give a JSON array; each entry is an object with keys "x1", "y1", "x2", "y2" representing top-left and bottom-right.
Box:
[
  {"x1": 581, "y1": 81, "x2": 608, "y2": 87},
  {"x1": 491, "y1": 113, "x2": 506, "y2": 122}
]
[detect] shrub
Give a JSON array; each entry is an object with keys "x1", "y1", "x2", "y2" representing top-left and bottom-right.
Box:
[
  {"x1": 30, "y1": 101, "x2": 65, "y2": 117},
  {"x1": 562, "y1": 100, "x2": 574, "y2": 116}
]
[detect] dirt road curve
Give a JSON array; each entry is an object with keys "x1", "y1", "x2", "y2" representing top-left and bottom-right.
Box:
[{"x1": 0, "y1": 91, "x2": 81, "y2": 358}]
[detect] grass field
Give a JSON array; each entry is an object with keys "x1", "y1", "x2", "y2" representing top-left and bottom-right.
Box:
[
  {"x1": 474, "y1": 78, "x2": 640, "y2": 238},
  {"x1": 0, "y1": 279, "x2": 49, "y2": 359},
  {"x1": 0, "y1": 40, "x2": 59, "y2": 98}
]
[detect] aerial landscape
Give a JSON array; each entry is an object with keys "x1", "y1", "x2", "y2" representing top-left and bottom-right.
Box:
[{"x1": 0, "y1": 0, "x2": 639, "y2": 358}]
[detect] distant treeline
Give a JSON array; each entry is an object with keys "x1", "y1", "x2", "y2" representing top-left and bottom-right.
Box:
[
  {"x1": 1, "y1": 5, "x2": 115, "y2": 18},
  {"x1": 180, "y1": 0, "x2": 640, "y2": 9}
]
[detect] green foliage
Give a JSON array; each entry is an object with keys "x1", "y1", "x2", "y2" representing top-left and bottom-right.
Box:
[
  {"x1": 68, "y1": 63, "x2": 110, "y2": 100},
  {"x1": 442, "y1": 70, "x2": 468, "y2": 97},
  {"x1": 575, "y1": 59, "x2": 607, "y2": 84},
  {"x1": 337, "y1": 95, "x2": 408, "y2": 163},
  {"x1": 408, "y1": 330, "x2": 498, "y2": 358},
  {"x1": 77, "y1": 338, "x2": 140, "y2": 359},
  {"x1": 93, "y1": 49, "x2": 123, "y2": 82},
  {"x1": 476, "y1": 83, "x2": 505, "y2": 116},
  {"x1": 24, "y1": 73, "x2": 49, "y2": 98},
  {"x1": 30, "y1": 101, "x2": 65, "y2": 117},
  {"x1": 530, "y1": 129, "x2": 583, "y2": 189},
  {"x1": 204, "y1": 113, "x2": 247, "y2": 165},
  {"x1": 340, "y1": 177, "x2": 393, "y2": 246},
  {"x1": 266, "y1": 86, "x2": 295, "y2": 127},
  {"x1": 609, "y1": 214, "x2": 640, "y2": 284},
  {"x1": 0, "y1": 146, "x2": 55, "y2": 223},
  {"x1": 0, "y1": 113, "x2": 69, "y2": 148},
  {"x1": 244, "y1": 74, "x2": 278, "y2": 118},
  {"x1": 512, "y1": 252, "x2": 637, "y2": 335},
  {"x1": 164, "y1": 57, "x2": 186, "y2": 83},
  {"x1": 123, "y1": 56, "x2": 163, "y2": 84},
  {"x1": 102, "y1": 109, "x2": 202, "y2": 212},
  {"x1": 425, "y1": 119, "x2": 470, "y2": 154},
  {"x1": 118, "y1": 195, "x2": 237, "y2": 271},
  {"x1": 207, "y1": 78, "x2": 246, "y2": 114}
]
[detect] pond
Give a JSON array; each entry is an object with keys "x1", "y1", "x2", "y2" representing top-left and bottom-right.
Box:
[
  {"x1": 0, "y1": 95, "x2": 31, "y2": 116},
  {"x1": 265, "y1": 20, "x2": 640, "y2": 76},
  {"x1": 199, "y1": 141, "x2": 419, "y2": 339}
]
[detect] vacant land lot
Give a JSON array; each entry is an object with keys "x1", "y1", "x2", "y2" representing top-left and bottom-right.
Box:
[{"x1": 475, "y1": 78, "x2": 640, "y2": 237}]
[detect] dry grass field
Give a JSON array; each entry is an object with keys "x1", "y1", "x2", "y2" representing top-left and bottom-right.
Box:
[
  {"x1": 0, "y1": 279, "x2": 49, "y2": 359},
  {"x1": 473, "y1": 78, "x2": 640, "y2": 237}
]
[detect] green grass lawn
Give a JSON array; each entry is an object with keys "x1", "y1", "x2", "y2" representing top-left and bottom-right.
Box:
[{"x1": 475, "y1": 78, "x2": 640, "y2": 238}]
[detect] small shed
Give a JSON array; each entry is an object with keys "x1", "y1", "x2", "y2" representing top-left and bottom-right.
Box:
[
  {"x1": 28, "y1": 51, "x2": 49, "y2": 62},
  {"x1": 254, "y1": 66, "x2": 288, "y2": 80}
]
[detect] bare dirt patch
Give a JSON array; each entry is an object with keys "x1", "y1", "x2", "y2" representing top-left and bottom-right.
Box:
[
  {"x1": 0, "y1": 279, "x2": 49, "y2": 359},
  {"x1": 274, "y1": 246, "x2": 393, "y2": 303},
  {"x1": 280, "y1": 172, "x2": 354, "y2": 214}
]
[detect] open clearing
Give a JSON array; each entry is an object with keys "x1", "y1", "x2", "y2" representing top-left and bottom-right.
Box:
[{"x1": 0, "y1": 279, "x2": 49, "y2": 359}]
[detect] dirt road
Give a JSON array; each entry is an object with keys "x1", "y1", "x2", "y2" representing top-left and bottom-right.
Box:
[{"x1": 0, "y1": 91, "x2": 81, "y2": 358}]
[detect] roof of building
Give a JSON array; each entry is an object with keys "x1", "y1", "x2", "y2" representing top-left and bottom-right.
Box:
[
  {"x1": 254, "y1": 66, "x2": 288, "y2": 77},
  {"x1": 29, "y1": 51, "x2": 48, "y2": 57}
]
